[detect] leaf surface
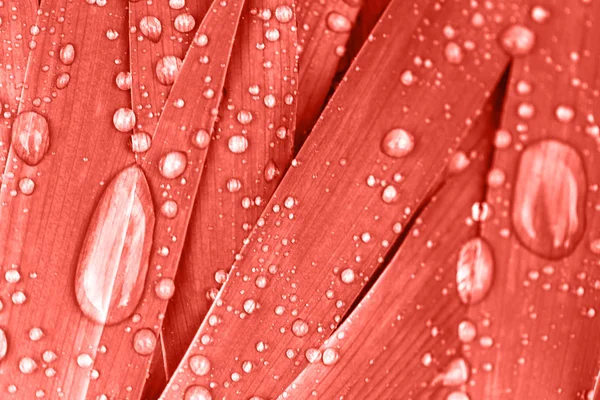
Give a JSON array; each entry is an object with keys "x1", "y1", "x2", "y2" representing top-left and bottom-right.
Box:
[{"x1": 160, "y1": 0, "x2": 514, "y2": 398}]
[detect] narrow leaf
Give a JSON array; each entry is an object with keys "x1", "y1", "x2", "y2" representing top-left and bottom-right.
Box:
[
  {"x1": 466, "y1": 1, "x2": 600, "y2": 398},
  {"x1": 160, "y1": 0, "x2": 513, "y2": 397},
  {"x1": 161, "y1": 0, "x2": 299, "y2": 376}
]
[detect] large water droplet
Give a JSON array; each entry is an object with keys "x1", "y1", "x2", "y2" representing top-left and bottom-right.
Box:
[
  {"x1": 159, "y1": 151, "x2": 187, "y2": 179},
  {"x1": 381, "y1": 128, "x2": 415, "y2": 158},
  {"x1": 228, "y1": 135, "x2": 248, "y2": 154},
  {"x1": 113, "y1": 108, "x2": 136, "y2": 132},
  {"x1": 499, "y1": 24, "x2": 535, "y2": 56},
  {"x1": 139, "y1": 16, "x2": 162, "y2": 42},
  {"x1": 133, "y1": 329, "x2": 157, "y2": 355},
  {"x1": 456, "y1": 238, "x2": 494, "y2": 305},
  {"x1": 275, "y1": 5, "x2": 293, "y2": 23},
  {"x1": 322, "y1": 348, "x2": 339, "y2": 365},
  {"x1": 185, "y1": 385, "x2": 212, "y2": 400},
  {"x1": 60, "y1": 43, "x2": 75, "y2": 65},
  {"x1": 326, "y1": 12, "x2": 352, "y2": 33},
  {"x1": 189, "y1": 354, "x2": 211, "y2": 376},
  {"x1": 174, "y1": 13, "x2": 196, "y2": 33},
  {"x1": 11, "y1": 111, "x2": 50, "y2": 166},
  {"x1": 512, "y1": 140, "x2": 586, "y2": 259},
  {"x1": 156, "y1": 56, "x2": 183, "y2": 85},
  {"x1": 19, "y1": 357, "x2": 37, "y2": 374},
  {"x1": 75, "y1": 166, "x2": 155, "y2": 325}
]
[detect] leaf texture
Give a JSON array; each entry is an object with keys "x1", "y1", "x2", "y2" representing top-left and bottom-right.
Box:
[
  {"x1": 160, "y1": 0, "x2": 514, "y2": 397},
  {"x1": 161, "y1": 0, "x2": 299, "y2": 377},
  {"x1": 466, "y1": 0, "x2": 600, "y2": 398}
]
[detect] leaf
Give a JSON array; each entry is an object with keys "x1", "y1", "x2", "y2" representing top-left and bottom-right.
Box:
[
  {"x1": 465, "y1": 1, "x2": 600, "y2": 398},
  {"x1": 0, "y1": 0, "x2": 244, "y2": 398},
  {"x1": 277, "y1": 100, "x2": 496, "y2": 399},
  {"x1": 0, "y1": 0, "x2": 37, "y2": 175},
  {"x1": 294, "y1": 0, "x2": 362, "y2": 147},
  {"x1": 159, "y1": 0, "x2": 514, "y2": 397},
  {"x1": 161, "y1": 0, "x2": 299, "y2": 377}
]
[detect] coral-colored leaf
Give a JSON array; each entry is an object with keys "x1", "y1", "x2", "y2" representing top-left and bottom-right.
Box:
[
  {"x1": 465, "y1": 1, "x2": 600, "y2": 398},
  {"x1": 161, "y1": 0, "x2": 299, "y2": 377},
  {"x1": 160, "y1": 0, "x2": 513, "y2": 397}
]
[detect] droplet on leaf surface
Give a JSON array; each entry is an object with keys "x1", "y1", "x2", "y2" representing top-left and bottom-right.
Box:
[
  {"x1": 75, "y1": 166, "x2": 155, "y2": 325},
  {"x1": 159, "y1": 151, "x2": 187, "y2": 179},
  {"x1": 381, "y1": 128, "x2": 415, "y2": 158},
  {"x1": 11, "y1": 111, "x2": 50, "y2": 166},
  {"x1": 139, "y1": 16, "x2": 162, "y2": 42},
  {"x1": 156, "y1": 56, "x2": 183, "y2": 85},
  {"x1": 185, "y1": 385, "x2": 212, "y2": 400},
  {"x1": 456, "y1": 238, "x2": 494, "y2": 305}
]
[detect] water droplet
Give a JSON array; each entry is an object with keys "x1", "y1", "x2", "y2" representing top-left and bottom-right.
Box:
[
  {"x1": 226, "y1": 178, "x2": 242, "y2": 193},
  {"x1": 156, "y1": 56, "x2": 183, "y2": 85},
  {"x1": 159, "y1": 151, "x2": 187, "y2": 179},
  {"x1": 401, "y1": 70, "x2": 415, "y2": 86},
  {"x1": 192, "y1": 129, "x2": 211, "y2": 149},
  {"x1": 265, "y1": 28, "x2": 280, "y2": 41},
  {"x1": 432, "y1": 358, "x2": 470, "y2": 386},
  {"x1": 106, "y1": 29, "x2": 119, "y2": 40},
  {"x1": 237, "y1": 110, "x2": 252, "y2": 125},
  {"x1": 590, "y1": 239, "x2": 600, "y2": 254},
  {"x1": 322, "y1": 348, "x2": 339, "y2": 365},
  {"x1": 275, "y1": 5, "x2": 293, "y2": 23},
  {"x1": 75, "y1": 166, "x2": 155, "y2": 325},
  {"x1": 517, "y1": 102, "x2": 535, "y2": 119},
  {"x1": 5, "y1": 269, "x2": 20, "y2": 283},
  {"x1": 499, "y1": 25, "x2": 535, "y2": 56},
  {"x1": 19, "y1": 178, "x2": 35, "y2": 195},
  {"x1": 56, "y1": 72, "x2": 70, "y2": 89},
  {"x1": 42, "y1": 350, "x2": 57, "y2": 363},
  {"x1": 291, "y1": 319, "x2": 309, "y2": 337},
  {"x1": 11, "y1": 111, "x2": 50, "y2": 166},
  {"x1": 194, "y1": 33, "x2": 209, "y2": 47},
  {"x1": 512, "y1": 140, "x2": 586, "y2": 259},
  {"x1": 447, "y1": 392, "x2": 470, "y2": 400},
  {"x1": 243, "y1": 299, "x2": 257, "y2": 314},
  {"x1": 263, "y1": 94, "x2": 276, "y2": 108},
  {"x1": 555, "y1": 105, "x2": 574, "y2": 123},
  {"x1": 155, "y1": 278, "x2": 175, "y2": 299},
  {"x1": 19, "y1": 357, "x2": 37, "y2": 373},
  {"x1": 493, "y1": 129, "x2": 512, "y2": 149},
  {"x1": 456, "y1": 238, "x2": 494, "y2": 305},
  {"x1": 60, "y1": 43, "x2": 75, "y2": 65},
  {"x1": 341, "y1": 268, "x2": 355, "y2": 284},
  {"x1": 381, "y1": 185, "x2": 399, "y2": 204},
  {"x1": 174, "y1": 13, "x2": 196, "y2": 33},
  {"x1": 444, "y1": 42, "x2": 464, "y2": 64},
  {"x1": 160, "y1": 200, "x2": 179, "y2": 218},
  {"x1": 29, "y1": 327, "x2": 43, "y2": 341},
  {"x1": 139, "y1": 16, "x2": 162, "y2": 42},
  {"x1": 116, "y1": 72, "x2": 133, "y2": 90},
  {"x1": 189, "y1": 354, "x2": 211, "y2": 376},
  {"x1": 326, "y1": 12, "x2": 352, "y2": 33},
  {"x1": 530, "y1": 5, "x2": 550, "y2": 23},
  {"x1": 458, "y1": 320, "x2": 477, "y2": 343},
  {"x1": 305, "y1": 348, "x2": 322, "y2": 363},
  {"x1": 381, "y1": 128, "x2": 415, "y2": 158},
  {"x1": 130, "y1": 132, "x2": 152, "y2": 153},
  {"x1": 184, "y1": 386, "x2": 212, "y2": 400},
  {"x1": 133, "y1": 329, "x2": 157, "y2": 355},
  {"x1": 228, "y1": 135, "x2": 249, "y2": 154},
  {"x1": 113, "y1": 108, "x2": 136, "y2": 132},
  {"x1": 169, "y1": 0, "x2": 185, "y2": 9},
  {"x1": 0, "y1": 328, "x2": 7, "y2": 361},
  {"x1": 77, "y1": 353, "x2": 94, "y2": 368}
]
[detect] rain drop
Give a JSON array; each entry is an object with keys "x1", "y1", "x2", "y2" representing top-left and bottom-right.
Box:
[
  {"x1": 456, "y1": 238, "x2": 494, "y2": 305},
  {"x1": 139, "y1": 16, "x2": 162, "y2": 42},
  {"x1": 326, "y1": 12, "x2": 352, "y2": 33},
  {"x1": 322, "y1": 348, "x2": 339, "y2": 365},
  {"x1": 184, "y1": 386, "x2": 212, "y2": 400},
  {"x1": 155, "y1": 278, "x2": 175, "y2": 299},
  {"x1": 189, "y1": 354, "x2": 211, "y2": 376},
  {"x1": 156, "y1": 56, "x2": 183, "y2": 85},
  {"x1": 174, "y1": 13, "x2": 196, "y2": 33},
  {"x1": 19, "y1": 178, "x2": 35, "y2": 195},
  {"x1": 228, "y1": 135, "x2": 249, "y2": 154},
  {"x1": 444, "y1": 42, "x2": 464, "y2": 64},
  {"x1": 130, "y1": 132, "x2": 152, "y2": 153},
  {"x1": 11, "y1": 111, "x2": 50, "y2": 166},
  {"x1": 60, "y1": 43, "x2": 75, "y2": 65},
  {"x1": 19, "y1": 357, "x2": 37, "y2": 373},
  {"x1": 499, "y1": 25, "x2": 535, "y2": 56},
  {"x1": 159, "y1": 151, "x2": 187, "y2": 179},
  {"x1": 77, "y1": 353, "x2": 94, "y2": 368},
  {"x1": 381, "y1": 128, "x2": 415, "y2": 158},
  {"x1": 160, "y1": 200, "x2": 179, "y2": 218},
  {"x1": 116, "y1": 72, "x2": 132, "y2": 90},
  {"x1": 275, "y1": 5, "x2": 293, "y2": 23},
  {"x1": 113, "y1": 108, "x2": 136, "y2": 132},
  {"x1": 192, "y1": 129, "x2": 211, "y2": 149},
  {"x1": 291, "y1": 319, "x2": 309, "y2": 337},
  {"x1": 133, "y1": 329, "x2": 157, "y2": 355}
]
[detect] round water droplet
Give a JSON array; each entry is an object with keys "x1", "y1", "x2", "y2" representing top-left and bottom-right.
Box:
[
  {"x1": 169, "y1": 0, "x2": 185, "y2": 9},
  {"x1": 447, "y1": 391, "x2": 470, "y2": 400},
  {"x1": 322, "y1": 348, "x2": 339, "y2": 365},
  {"x1": 155, "y1": 278, "x2": 175, "y2": 299},
  {"x1": 159, "y1": 151, "x2": 187, "y2": 179},
  {"x1": 226, "y1": 178, "x2": 242, "y2": 193},
  {"x1": 512, "y1": 140, "x2": 586, "y2": 259},
  {"x1": 19, "y1": 178, "x2": 35, "y2": 195},
  {"x1": 530, "y1": 5, "x2": 550, "y2": 23},
  {"x1": 113, "y1": 108, "x2": 136, "y2": 133},
  {"x1": 194, "y1": 33, "x2": 209, "y2": 47},
  {"x1": 381, "y1": 185, "x2": 398, "y2": 204},
  {"x1": 291, "y1": 319, "x2": 309, "y2": 337},
  {"x1": 133, "y1": 329, "x2": 157, "y2": 355},
  {"x1": 12, "y1": 111, "x2": 50, "y2": 166},
  {"x1": 192, "y1": 129, "x2": 211, "y2": 149},
  {"x1": 29, "y1": 327, "x2": 43, "y2": 341},
  {"x1": 19, "y1": 357, "x2": 37, "y2": 374},
  {"x1": 106, "y1": 29, "x2": 119, "y2": 40},
  {"x1": 275, "y1": 5, "x2": 293, "y2": 23},
  {"x1": 60, "y1": 43, "x2": 75, "y2": 65},
  {"x1": 590, "y1": 239, "x2": 600, "y2": 254},
  {"x1": 444, "y1": 42, "x2": 464, "y2": 64},
  {"x1": 494, "y1": 129, "x2": 512, "y2": 149},
  {"x1": 237, "y1": 110, "x2": 252, "y2": 125},
  {"x1": 401, "y1": 70, "x2": 415, "y2": 86},
  {"x1": 305, "y1": 348, "x2": 321, "y2": 363},
  {"x1": 185, "y1": 386, "x2": 212, "y2": 400},
  {"x1": 130, "y1": 132, "x2": 152, "y2": 153},
  {"x1": 264, "y1": 94, "x2": 276, "y2": 108},
  {"x1": 56, "y1": 72, "x2": 70, "y2": 89},
  {"x1": 174, "y1": 13, "x2": 196, "y2": 33},
  {"x1": 139, "y1": 16, "x2": 162, "y2": 42},
  {"x1": 341, "y1": 268, "x2": 355, "y2": 284},
  {"x1": 156, "y1": 56, "x2": 183, "y2": 85},
  {"x1": 265, "y1": 28, "x2": 280, "y2": 41},
  {"x1": 228, "y1": 135, "x2": 248, "y2": 154},
  {"x1": 189, "y1": 354, "x2": 211, "y2": 376},
  {"x1": 77, "y1": 353, "x2": 94, "y2": 368},
  {"x1": 161, "y1": 200, "x2": 179, "y2": 218},
  {"x1": 499, "y1": 24, "x2": 535, "y2": 56},
  {"x1": 116, "y1": 71, "x2": 132, "y2": 90},
  {"x1": 555, "y1": 105, "x2": 574, "y2": 123},
  {"x1": 381, "y1": 128, "x2": 415, "y2": 158},
  {"x1": 0, "y1": 328, "x2": 7, "y2": 361},
  {"x1": 326, "y1": 12, "x2": 352, "y2": 33},
  {"x1": 456, "y1": 238, "x2": 494, "y2": 305},
  {"x1": 243, "y1": 299, "x2": 257, "y2": 314},
  {"x1": 458, "y1": 320, "x2": 477, "y2": 343}
]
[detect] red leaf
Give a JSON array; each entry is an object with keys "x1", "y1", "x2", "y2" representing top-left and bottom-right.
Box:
[{"x1": 160, "y1": 0, "x2": 512, "y2": 397}]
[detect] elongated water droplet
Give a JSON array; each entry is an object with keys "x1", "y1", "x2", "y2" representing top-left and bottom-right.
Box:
[
  {"x1": 0, "y1": 328, "x2": 7, "y2": 361},
  {"x1": 512, "y1": 140, "x2": 586, "y2": 259},
  {"x1": 381, "y1": 128, "x2": 415, "y2": 158},
  {"x1": 139, "y1": 16, "x2": 162, "y2": 42},
  {"x1": 56, "y1": 72, "x2": 70, "y2": 89},
  {"x1": 75, "y1": 166, "x2": 155, "y2": 325},
  {"x1": 326, "y1": 12, "x2": 351, "y2": 33},
  {"x1": 156, "y1": 56, "x2": 183, "y2": 85},
  {"x1": 456, "y1": 238, "x2": 494, "y2": 305},
  {"x1": 432, "y1": 358, "x2": 470, "y2": 386},
  {"x1": 12, "y1": 111, "x2": 50, "y2": 166},
  {"x1": 60, "y1": 43, "x2": 75, "y2": 65},
  {"x1": 159, "y1": 151, "x2": 187, "y2": 179},
  {"x1": 189, "y1": 355, "x2": 211, "y2": 376},
  {"x1": 185, "y1": 385, "x2": 212, "y2": 400},
  {"x1": 499, "y1": 24, "x2": 535, "y2": 56}
]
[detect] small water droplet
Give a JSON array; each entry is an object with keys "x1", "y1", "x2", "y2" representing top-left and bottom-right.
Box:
[
  {"x1": 169, "y1": 0, "x2": 185, "y2": 9},
  {"x1": 19, "y1": 357, "x2": 37, "y2": 374},
  {"x1": 381, "y1": 185, "x2": 399, "y2": 204},
  {"x1": 29, "y1": 327, "x2": 43, "y2": 341},
  {"x1": 291, "y1": 319, "x2": 309, "y2": 337},
  {"x1": 243, "y1": 299, "x2": 257, "y2": 314},
  {"x1": 130, "y1": 132, "x2": 152, "y2": 153},
  {"x1": 530, "y1": 5, "x2": 550, "y2": 23},
  {"x1": 159, "y1": 151, "x2": 187, "y2": 179},
  {"x1": 456, "y1": 238, "x2": 494, "y2": 305},
  {"x1": 493, "y1": 129, "x2": 512, "y2": 149},
  {"x1": 499, "y1": 25, "x2": 535, "y2": 56},
  {"x1": 133, "y1": 329, "x2": 157, "y2": 355},
  {"x1": 156, "y1": 56, "x2": 183, "y2": 85},
  {"x1": 275, "y1": 5, "x2": 293, "y2": 23},
  {"x1": 401, "y1": 70, "x2": 415, "y2": 86},
  {"x1": 432, "y1": 358, "x2": 470, "y2": 386},
  {"x1": 228, "y1": 135, "x2": 249, "y2": 154},
  {"x1": 322, "y1": 348, "x2": 339, "y2": 365},
  {"x1": 155, "y1": 278, "x2": 175, "y2": 299},
  {"x1": 189, "y1": 354, "x2": 211, "y2": 376},
  {"x1": 458, "y1": 320, "x2": 477, "y2": 343},
  {"x1": 77, "y1": 353, "x2": 94, "y2": 368},
  {"x1": 160, "y1": 200, "x2": 179, "y2": 218},
  {"x1": 60, "y1": 43, "x2": 75, "y2": 65},
  {"x1": 106, "y1": 29, "x2": 119, "y2": 40},
  {"x1": 381, "y1": 128, "x2": 415, "y2": 158},
  {"x1": 512, "y1": 140, "x2": 586, "y2": 259},
  {"x1": 113, "y1": 108, "x2": 136, "y2": 132},
  {"x1": 555, "y1": 105, "x2": 574, "y2": 123},
  {"x1": 11, "y1": 111, "x2": 50, "y2": 166},
  {"x1": 237, "y1": 110, "x2": 252, "y2": 125},
  {"x1": 326, "y1": 12, "x2": 352, "y2": 33},
  {"x1": 139, "y1": 16, "x2": 162, "y2": 42},
  {"x1": 444, "y1": 42, "x2": 464, "y2": 64},
  {"x1": 226, "y1": 178, "x2": 242, "y2": 193},
  {"x1": 19, "y1": 178, "x2": 35, "y2": 195},
  {"x1": 194, "y1": 33, "x2": 209, "y2": 47},
  {"x1": 305, "y1": 348, "x2": 322, "y2": 363},
  {"x1": 184, "y1": 386, "x2": 212, "y2": 400},
  {"x1": 447, "y1": 392, "x2": 470, "y2": 400},
  {"x1": 56, "y1": 72, "x2": 70, "y2": 89},
  {"x1": 341, "y1": 268, "x2": 355, "y2": 284},
  {"x1": 116, "y1": 71, "x2": 133, "y2": 90},
  {"x1": 174, "y1": 13, "x2": 196, "y2": 33},
  {"x1": 265, "y1": 28, "x2": 280, "y2": 41}
]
